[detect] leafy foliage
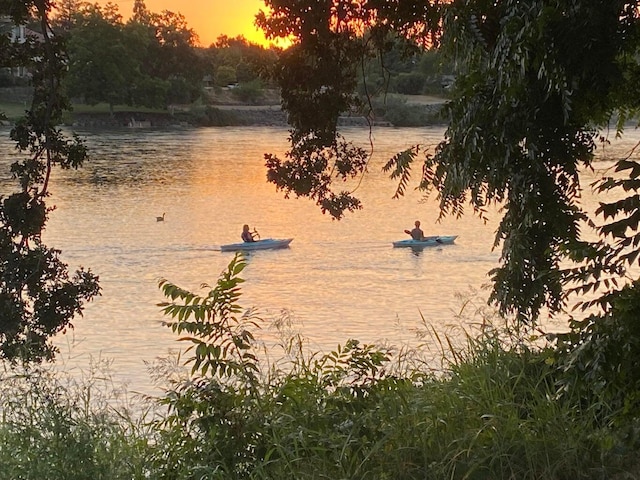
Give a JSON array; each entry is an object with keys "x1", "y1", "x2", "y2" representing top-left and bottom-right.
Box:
[
  {"x1": 556, "y1": 280, "x2": 640, "y2": 428},
  {"x1": 595, "y1": 158, "x2": 640, "y2": 271},
  {"x1": 128, "y1": 0, "x2": 204, "y2": 104},
  {"x1": 231, "y1": 79, "x2": 264, "y2": 104},
  {"x1": 428, "y1": 0, "x2": 640, "y2": 323},
  {"x1": 146, "y1": 259, "x2": 636, "y2": 478},
  {"x1": 553, "y1": 153, "x2": 640, "y2": 426},
  {"x1": 62, "y1": 3, "x2": 143, "y2": 110},
  {"x1": 2, "y1": 257, "x2": 637, "y2": 478},
  {"x1": 382, "y1": 145, "x2": 420, "y2": 199},
  {"x1": 0, "y1": 363, "x2": 151, "y2": 480},
  {"x1": 257, "y1": 3, "x2": 640, "y2": 448},
  {"x1": 265, "y1": 132, "x2": 369, "y2": 218},
  {"x1": 158, "y1": 253, "x2": 260, "y2": 385},
  {"x1": 258, "y1": 0, "x2": 442, "y2": 217},
  {"x1": 0, "y1": 0, "x2": 100, "y2": 363},
  {"x1": 207, "y1": 34, "x2": 280, "y2": 89},
  {"x1": 54, "y1": 0, "x2": 206, "y2": 109},
  {"x1": 153, "y1": 255, "x2": 406, "y2": 478},
  {"x1": 259, "y1": 0, "x2": 640, "y2": 326}
]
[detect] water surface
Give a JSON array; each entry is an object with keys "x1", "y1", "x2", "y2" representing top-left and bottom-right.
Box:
[{"x1": 1, "y1": 125, "x2": 636, "y2": 392}]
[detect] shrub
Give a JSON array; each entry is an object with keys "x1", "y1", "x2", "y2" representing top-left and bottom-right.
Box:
[
  {"x1": 231, "y1": 79, "x2": 264, "y2": 104},
  {"x1": 194, "y1": 106, "x2": 239, "y2": 126},
  {"x1": 0, "y1": 363, "x2": 151, "y2": 480},
  {"x1": 2, "y1": 256, "x2": 637, "y2": 479},
  {"x1": 146, "y1": 255, "x2": 634, "y2": 479},
  {"x1": 371, "y1": 95, "x2": 443, "y2": 126},
  {"x1": 393, "y1": 72, "x2": 426, "y2": 95}
]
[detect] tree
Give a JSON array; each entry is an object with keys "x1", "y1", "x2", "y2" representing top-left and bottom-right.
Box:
[
  {"x1": 394, "y1": 71, "x2": 425, "y2": 94},
  {"x1": 215, "y1": 65, "x2": 236, "y2": 87},
  {"x1": 50, "y1": 0, "x2": 85, "y2": 31},
  {"x1": 63, "y1": 3, "x2": 138, "y2": 112},
  {"x1": 203, "y1": 35, "x2": 279, "y2": 98},
  {"x1": 355, "y1": 36, "x2": 423, "y2": 96},
  {"x1": 428, "y1": 1, "x2": 640, "y2": 324},
  {"x1": 126, "y1": 0, "x2": 205, "y2": 104},
  {"x1": 60, "y1": 0, "x2": 205, "y2": 109},
  {"x1": 257, "y1": 0, "x2": 640, "y2": 326},
  {"x1": 0, "y1": 0, "x2": 100, "y2": 362}
]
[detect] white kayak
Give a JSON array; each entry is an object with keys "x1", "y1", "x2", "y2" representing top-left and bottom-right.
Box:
[
  {"x1": 220, "y1": 238, "x2": 293, "y2": 252},
  {"x1": 392, "y1": 235, "x2": 458, "y2": 248}
]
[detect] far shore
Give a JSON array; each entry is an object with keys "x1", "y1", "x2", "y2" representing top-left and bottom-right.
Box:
[{"x1": 0, "y1": 86, "x2": 449, "y2": 128}]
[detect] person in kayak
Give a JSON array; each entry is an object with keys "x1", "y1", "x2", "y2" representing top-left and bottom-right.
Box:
[
  {"x1": 404, "y1": 220, "x2": 425, "y2": 241},
  {"x1": 242, "y1": 224, "x2": 258, "y2": 242}
]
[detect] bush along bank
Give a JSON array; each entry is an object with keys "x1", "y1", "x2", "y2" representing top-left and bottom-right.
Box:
[
  {"x1": 1, "y1": 254, "x2": 639, "y2": 480},
  {"x1": 64, "y1": 106, "x2": 288, "y2": 128}
]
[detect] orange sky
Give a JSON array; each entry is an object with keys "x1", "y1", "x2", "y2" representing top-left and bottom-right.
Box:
[{"x1": 97, "y1": 0, "x2": 271, "y2": 47}]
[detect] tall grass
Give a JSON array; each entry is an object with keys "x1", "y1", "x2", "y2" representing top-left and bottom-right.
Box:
[
  {"x1": 0, "y1": 361, "x2": 153, "y2": 479},
  {"x1": 1, "y1": 255, "x2": 638, "y2": 479}
]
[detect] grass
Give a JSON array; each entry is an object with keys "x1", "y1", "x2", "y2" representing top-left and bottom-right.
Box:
[
  {"x1": 67, "y1": 103, "x2": 169, "y2": 114},
  {"x1": 2, "y1": 329, "x2": 634, "y2": 479},
  {"x1": 0, "y1": 344, "x2": 636, "y2": 478},
  {"x1": 2, "y1": 256, "x2": 639, "y2": 479},
  {"x1": 0, "y1": 361, "x2": 154, "y2": 480},
  {"x1": 0, "y1": 101, "x2": 28, "y2": 121},
  {"x1": 0, "y1": 101, "x2": 171, "y2": 123}
]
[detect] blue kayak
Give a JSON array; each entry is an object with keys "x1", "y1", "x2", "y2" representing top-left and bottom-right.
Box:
[
  {"x1": 392, "y1": 235, "x2": 458, "y2": 248},
  {"x1": 220, "y1": 238, "x2": 293, "y2": 252}
]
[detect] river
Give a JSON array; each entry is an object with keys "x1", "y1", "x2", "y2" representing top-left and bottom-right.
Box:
[{"x1": 0, "y1": 125, "x2": 636, "y2": 394}]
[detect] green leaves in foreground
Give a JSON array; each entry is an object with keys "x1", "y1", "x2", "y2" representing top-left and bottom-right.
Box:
[
  {"x1": 157, "y1": 253, "x2": 260, "y2": 384},
  {"x1": 150, "y1": 255, "x2": 634, "y2": 479}
]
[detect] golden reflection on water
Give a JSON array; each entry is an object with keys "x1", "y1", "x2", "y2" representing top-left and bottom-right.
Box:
[{"x1": 2, "y1": 125, "x2": 639, "y2": 394}]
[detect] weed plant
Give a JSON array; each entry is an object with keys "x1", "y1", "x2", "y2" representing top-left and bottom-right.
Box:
[
  {"x1": 369, "y1": 95, "x2": 444, "y2": 126},
  {"x1": 0, "y1": 360, "x2": 153, "y2": 480},
  {"x1": 1, "y1": 254, "x2": 638, "y2": 479}
]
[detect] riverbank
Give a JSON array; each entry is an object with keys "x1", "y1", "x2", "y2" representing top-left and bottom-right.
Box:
[
  {"x1": 60, "y1": 105, "x2": 288, "y2": 128},
  {"x1": 65, "y1": 101, "x2": 445, "y2": 128},
  {"x1": 0, "y1": 87, "x2": 447, "y2": 128}
]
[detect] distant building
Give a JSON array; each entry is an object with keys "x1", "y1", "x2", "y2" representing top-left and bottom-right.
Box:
[{"x1": 1, "y1": 16, "x2": 45, "y2": 78}]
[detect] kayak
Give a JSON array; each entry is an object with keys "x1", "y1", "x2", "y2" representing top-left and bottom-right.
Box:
[
  {"x1": 220, "y1": 238, "x2": 293, "y2": 252},
  {"x1": 393, "y1": 235, "x2": 458, "y2": 248},
  {"x1": 392, "y1": 235, "x2": 458, "y2": 248}
]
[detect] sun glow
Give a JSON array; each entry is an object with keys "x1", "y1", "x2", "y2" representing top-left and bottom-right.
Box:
[{"x1": 95, "y1": 0, "x2": 275, "y2": 47}]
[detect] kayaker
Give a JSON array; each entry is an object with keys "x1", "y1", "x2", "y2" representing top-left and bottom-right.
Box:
[
  {"x1": 404, "y1": 220, "x2": 425, "y2": 241},
  {"x1": 241, "y1": 224, "x2": 257, "y2": 242}
]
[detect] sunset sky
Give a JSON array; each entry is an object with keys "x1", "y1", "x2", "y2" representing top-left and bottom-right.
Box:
[{"x1": 96, "y1": 0, "x2": 271, "y2": 47}]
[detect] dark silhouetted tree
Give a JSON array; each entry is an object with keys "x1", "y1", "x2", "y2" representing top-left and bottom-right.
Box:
[{"x1": 0, "y1": 0, "x2": 100, "y2": 363}]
